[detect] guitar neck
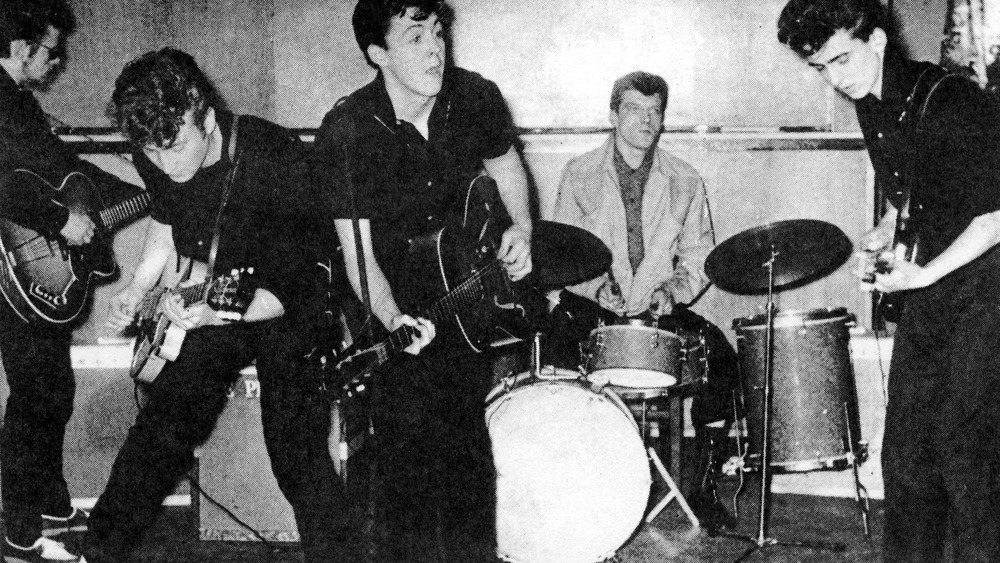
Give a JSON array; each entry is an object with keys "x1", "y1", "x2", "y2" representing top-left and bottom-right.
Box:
[
  {"x1": 177, "y1": 282, "x2": 208, "y2": 304},
  {"x1": 381, "y1": 260, "x2": 501, "y2": 357},
  {"x1": 98, "y1": 191, "x2": 151, "y2": 230}
]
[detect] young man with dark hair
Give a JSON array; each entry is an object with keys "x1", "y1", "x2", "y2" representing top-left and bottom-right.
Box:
[
  {"x1": 0, "y1": 1, "x2": 140, "y2": 561},
  {"x1": 779, "y1": 0, "x2": 1000, "y2": 560},
  {"x1": 81, "y1": 48, "x2": 355, "y2": 563},
  {"x1": 313, "y1": 1, "x2": 532, "y2": 560}
]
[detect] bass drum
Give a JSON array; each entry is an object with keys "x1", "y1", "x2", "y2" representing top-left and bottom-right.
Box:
[{"x1": 486, "y1": 372, "x2": 650, "y2": 563}]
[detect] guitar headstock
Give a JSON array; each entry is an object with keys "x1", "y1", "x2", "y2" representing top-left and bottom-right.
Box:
[{"x1": 208, "y1": 267, "x2": 256, "y2": 321}]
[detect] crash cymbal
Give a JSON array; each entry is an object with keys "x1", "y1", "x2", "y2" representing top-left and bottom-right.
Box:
[
  {"x1": 705, "y1": 219, "x2": 852, "y2": 294},
  {"x1": 533, "y1": 221, "x2": 612, "y2": 287}
]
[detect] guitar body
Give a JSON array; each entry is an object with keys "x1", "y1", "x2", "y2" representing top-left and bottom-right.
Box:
[
  {"x1": 876, "y1": 200, "x2": 922, "y2": 323},
  {"x1": 130, "y1": 259, "x2": 200, "y2": 383},
  {"x1": 130, "y1": 259, "x2": 253, "y2": 382},
  {"x1": 328, "y1": 175, "x2": 543, "y2": 401},
  {"x1": 402, "y1": 175, "x2": 537, "y2": 352},
  {"x1": 0, "y1": 170, "x2": 149, "y2": 325}
]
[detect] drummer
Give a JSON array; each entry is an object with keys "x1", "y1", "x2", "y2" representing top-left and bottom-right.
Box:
[{"x1": 546, "y1": 70, "x2": 738, "y2": 528}]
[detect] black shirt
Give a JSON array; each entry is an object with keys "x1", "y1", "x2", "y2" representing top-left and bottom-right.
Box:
[
  {"x1": 0, "y1": 70, "x2": 138, "y2": 236},
  {"x1": 312, "y1": 67, "x2": 516, "y2": 301},
  {"x1": 134, "y1": 111, "x2": 334, "y2": 324},
  {"x1": 856, "y1": 53, "x2": 1000, "y2": 262}
]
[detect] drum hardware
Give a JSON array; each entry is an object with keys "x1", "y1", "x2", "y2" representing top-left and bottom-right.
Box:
[
  {"x1": 845, "y1": 402, "x2": 871, "y2": 538},
  {"x1": 635, "y1": 390, "x2": 700, "y2": 530},
  {"x1": 733, "y1": 305, "x2": 870, "y2": 540},
  {"x1": 583, "y1": 323, "x2": 682, "y2": 388},
  {"x1": 703, "y1": 220, "x2": 853, "y2": 562}
]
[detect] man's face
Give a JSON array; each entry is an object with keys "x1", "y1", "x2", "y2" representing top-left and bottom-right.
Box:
[
  {"x1": 22, "y1": 25, "x2": 63, "y2": 86},
  {"x1": 806, "y1": 28, "x2": 886, "y2": 100},
  {"x1": 142, "y1": 109, "x2": 214, "y2": 184},
  {"x1": 610, "y1": 90, "x2": 664, "y2": 153},
  {"x1": 369, "y1": 8, "x2": 445, "y2": 99}
]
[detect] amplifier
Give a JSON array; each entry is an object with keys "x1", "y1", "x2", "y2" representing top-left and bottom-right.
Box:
[{"x1": 195, "y1": 368, "x2": 346, "y2": 542}]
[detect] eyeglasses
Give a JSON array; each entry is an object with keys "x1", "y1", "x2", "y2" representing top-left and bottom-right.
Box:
[
  {"x1": 35, "y1": 42, "x2": 65, "y2": 62},
  {"x1": 619, "y1": 103, "x2": 663, "y2": 122}
]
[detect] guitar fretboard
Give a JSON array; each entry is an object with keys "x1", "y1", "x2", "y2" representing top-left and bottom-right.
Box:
[
  {"x1": 351, "y1": 259, "x2": 503, "y2": 375},
  {"x1": 98, "y1": 192, "x2": 151, "y2": 230}
]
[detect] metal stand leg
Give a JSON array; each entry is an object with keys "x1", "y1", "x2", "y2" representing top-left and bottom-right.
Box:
[
  {"x1": 716, "y1": 248, "x2": 846, "y2": 561},
  {"x1": 844, "y1": 402, "x2": 871, "y2": 538},
  {"x1": 647, "y1": 446, "x2": 700, "y2": 528}
]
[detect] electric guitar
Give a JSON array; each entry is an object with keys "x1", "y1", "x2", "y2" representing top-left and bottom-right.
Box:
[
  {"x1": 872, "y1": 196, "x2": 921, "y2": 323},
  {"x1": 130, "y1": 259, "x2": 254, "y2": 383},
  {"x1": 327, "y1": 174, "x2": 539, "y2": 401},
  {"x1": 0, "y1": 170, "x2": 150, "y2": 324}
]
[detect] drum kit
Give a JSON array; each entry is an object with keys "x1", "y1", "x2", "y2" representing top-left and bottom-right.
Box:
[{"x1": 486, "y1": 218, "x2": 869, "y2": 563}]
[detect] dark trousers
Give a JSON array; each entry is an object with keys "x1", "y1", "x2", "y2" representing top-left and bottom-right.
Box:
[
  {"x1": 882, "y1": 259, "x2": 1000, "y2": 563},
  {"x1": 360, "y1": 343, "x2": 496, "y2": 563},
  {"x1": 85, "y1": 322, "x2": 358, "y2": 563},
  {"x1": 0, "y1": 309, "x2": 76, "y2": 544}
]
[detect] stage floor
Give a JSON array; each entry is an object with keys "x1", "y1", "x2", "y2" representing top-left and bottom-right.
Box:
[{"x1": 67, "y1": 474, "x2": 882, "y2": 563}]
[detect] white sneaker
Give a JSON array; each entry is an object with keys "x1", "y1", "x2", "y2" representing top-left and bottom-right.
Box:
[
  {"x1": 3, "y1": 537, "x2": 80, "y2": 562},
  {"x1": 41, "y1": 508, "x2": 89, "y2": 537}
]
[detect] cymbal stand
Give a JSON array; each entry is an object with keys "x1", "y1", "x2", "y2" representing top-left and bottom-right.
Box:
[{"x1": 718, "y1": 247, "x2": 846, "y2": 562}]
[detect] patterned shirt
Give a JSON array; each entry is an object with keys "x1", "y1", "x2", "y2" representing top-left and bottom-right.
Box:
[{"x1": 612, "y1": 141, "x2": 655, "y2": 273}]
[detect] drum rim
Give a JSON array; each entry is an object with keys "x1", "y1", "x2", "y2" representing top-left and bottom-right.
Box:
[
  {"x1": 733, "y1": 306, "x2": 851, "y2": 330},
  {"x1": 485, "y1": 370, "x2": 589, "y2": 409},
  {"x1": 589, "y1": 324, "x2": 681, "y2": 340}
]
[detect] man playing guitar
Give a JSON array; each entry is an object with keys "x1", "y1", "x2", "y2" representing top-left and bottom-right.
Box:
[
  {"x1": 780, "y1": 0, "x2": 1000, "y2": 560},
  {"x1": 0, "y1": 2, "x2": 140, "y2": 561},
  {"x1": 312, "y1": 1, "x2": 532, "y2": 560},
  {"x1": 83, "y1": 49, "x2": 356, "y2": 563}
]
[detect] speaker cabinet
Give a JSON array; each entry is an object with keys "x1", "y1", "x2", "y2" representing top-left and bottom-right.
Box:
[{"x1": 195, "y1": 368, "x2": 343, "y2": 542}]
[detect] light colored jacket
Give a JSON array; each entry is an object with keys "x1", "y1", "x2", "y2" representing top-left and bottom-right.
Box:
[{"x1": 552, "y1": 136, "x2": 714, "y2": 316}]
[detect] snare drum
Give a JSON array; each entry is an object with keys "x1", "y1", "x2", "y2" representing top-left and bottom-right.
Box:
[
  {"x1": 584, "y1": 321, "x2": 682, "y2": 388},
  {"x1": 486, "y1": 373, "x2": 651, "y2": 563},
  {"x1": 734, "y1": 307, "x2": 862, "y2": 472}
]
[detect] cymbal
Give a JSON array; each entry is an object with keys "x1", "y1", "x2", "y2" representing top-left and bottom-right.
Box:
[
  {"x1": 705, "y1": 219, "x2": 852, "y2": 294},
  {"x1": 532, "y1": 221, "x2": 612, "y2": 287}
]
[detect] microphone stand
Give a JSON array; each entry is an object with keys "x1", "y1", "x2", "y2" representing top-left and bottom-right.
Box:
[{"x1": 717, "y1": 247, "x2": 846, "y2": 562}]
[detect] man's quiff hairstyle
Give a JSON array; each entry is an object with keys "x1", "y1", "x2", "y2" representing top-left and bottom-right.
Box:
[
  {"x1": 108, "y1": 47, "x2": 224, "y2": 149},
  {"x1": 610, "y1": 71, "x2": 669, "y2": 115},
  {"x1": 0, "y1": 0, "x2": 75, "y2": 59},
  {"x1": 352, "y1": 0, "x2": 452, "y2": 68},
  {"x1": 778, "y1": 0, "x2": 893, "y2": 58}
]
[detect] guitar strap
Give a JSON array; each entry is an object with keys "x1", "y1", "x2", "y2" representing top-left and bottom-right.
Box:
[
  {"x1": 896, "y1": 66, "x2": 950, "y2": 219},
  {"x1": 343, "y1": 115, "x2": 375, "y2": 342},
  {"x1": 204, "y1": 114, "x2": 242, "y2": 290}
]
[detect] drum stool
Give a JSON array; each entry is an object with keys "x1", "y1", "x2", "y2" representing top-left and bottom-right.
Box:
[{"x1": 612, "y1": 386, "x2": 700, "y2": 529}]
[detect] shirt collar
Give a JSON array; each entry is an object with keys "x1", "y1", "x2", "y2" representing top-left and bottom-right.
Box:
[
  {"x1": 612, "y1": 133, "x2": 657, "y2": 172},
  {"x1": 369, "y1": 69, "x2": 452, "y2": 134},
  {"x1": 879, "y1": 50, "x2": 907, "y2": 105}
]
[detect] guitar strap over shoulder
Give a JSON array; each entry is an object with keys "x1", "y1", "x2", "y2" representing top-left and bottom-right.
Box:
[
  {"x1": 342, "y1": 115, "x2": 375, "y2": 342},
  {"x1": 897, "y1": 66, "x2": 951, "y2": 212},
  {"x1": 205, "y1": 114, "x2": 242, "y2": 287}
]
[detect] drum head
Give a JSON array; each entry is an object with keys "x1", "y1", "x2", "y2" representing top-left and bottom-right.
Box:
[
  {"x1": 487, "y1": 381, "x2": 650, "y2": 563},
  {"x1": 587, "y1": 368, "x2": 677, "y2": 388}
]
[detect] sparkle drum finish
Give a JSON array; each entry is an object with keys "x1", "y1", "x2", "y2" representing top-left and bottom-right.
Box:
[{"x1": 734, "y1": 307, "x2": 863, "y2": 472}]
